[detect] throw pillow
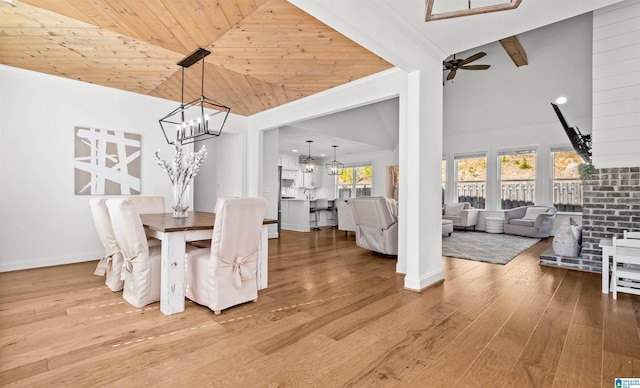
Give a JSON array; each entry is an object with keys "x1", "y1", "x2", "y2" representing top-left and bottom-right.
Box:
[
  {"x1": 523, "y1": 207, "x2": 549, "y2": 220},
  {"x1": 552, "y1": 218, "x2": 581, "y2": 257}
]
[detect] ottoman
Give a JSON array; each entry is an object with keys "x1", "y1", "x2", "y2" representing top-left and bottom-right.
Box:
[
  {"x1": 442, "y1": 219, "x2": 453, "y2": 236},
  {"x1": 485, "y1": 216, "x2": 504, "y2": 234}
]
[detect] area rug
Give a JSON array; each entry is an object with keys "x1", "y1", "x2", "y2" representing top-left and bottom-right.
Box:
[{"x1": 442, "y1": 232, "x2": 540, "y2": 265}]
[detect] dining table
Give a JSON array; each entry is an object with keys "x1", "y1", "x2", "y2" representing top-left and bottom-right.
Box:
[{"x1": 140, "y1": 211, "x2": 277, "y2": 316}]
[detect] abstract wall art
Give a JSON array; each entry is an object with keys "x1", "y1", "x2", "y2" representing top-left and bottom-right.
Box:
[{"x1": 74, "y1": 127, "x2": 141, "y2": 195}]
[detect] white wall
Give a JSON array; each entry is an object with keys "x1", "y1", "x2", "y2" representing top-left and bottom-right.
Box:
[
  {"x1": 0, "y1": 65, "x2": 180, "y2": 271},
  {"x1": 261, "y1": 128, "x2": 279, "y2": 237},
  {"x1": 443, "y1": 13, "x2": 595, "y2": 211},
  {"x1": 592, "y1": 0, "x2": 640, "y2": 168}
]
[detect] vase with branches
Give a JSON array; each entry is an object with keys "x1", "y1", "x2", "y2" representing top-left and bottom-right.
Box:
[{"x1": 153, "y1": 143, "x2": 207, "y2": 218}]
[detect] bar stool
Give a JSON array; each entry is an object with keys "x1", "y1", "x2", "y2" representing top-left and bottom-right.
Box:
[{"x1": 311, "y1": 199, "x2": 329, "y2": 231}]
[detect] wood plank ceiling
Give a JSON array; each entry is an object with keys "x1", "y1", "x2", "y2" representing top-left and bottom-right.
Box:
[{"x1": 0, "y1": 0, "x2": 393, "y2": 116}]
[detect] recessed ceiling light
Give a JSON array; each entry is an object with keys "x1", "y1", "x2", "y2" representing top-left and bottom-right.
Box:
[
  {"x1": 292, "y1": 149, "x2": 298, "y2": 153},
  {"x1": 320, "y1": 153, "x2": 326, "y2": 157},
  {"x1": 555, "y1": 96, "x2": 567, "y2": 104}
]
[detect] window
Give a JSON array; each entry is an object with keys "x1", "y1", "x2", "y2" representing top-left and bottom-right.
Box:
[
  {"x1": 338, "y1": 164, "x2": 372, "y2": 198},
  {"x1": 441, "y1": 158, "x2": 446, "y2": 205},
  {"x1": 455, "y1": 154, "x2": 486, "y2": 209},
  {"x1": 552, "y1": 149, "x2": 583, "y2": 212},
  {"x1": 499, "y1": 150, "x2": 536, "y2": 209}
]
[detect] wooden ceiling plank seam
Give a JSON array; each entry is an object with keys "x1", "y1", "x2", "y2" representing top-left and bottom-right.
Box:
[
  {"x1": 182, "y1": 0, "x2": 233, "y2": 43},
  {"x1": 124, "y1": 0, "x2": 191, "y2": 54},
  {"x1": 144, "y1": 0, "x2": 197, "y2": 53},
  {"x1": 217, "y1": 0, "x2": 248, "y2": 29},
  {"x1": 205, "y1": 65, "x2": 255, "y2": 115},
  {"x1": 101, "y1": 0, "x2": 175, "y2": 50},
  {"x1": 70, "y1": 0, "x2": 142, "y2": 40},
  {"x1": 157, "y1": 0, "x2": 216, "y2": 51}
]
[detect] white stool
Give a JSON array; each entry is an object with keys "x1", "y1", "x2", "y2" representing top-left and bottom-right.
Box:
[{"x1": 485, "y1": 217, "x2": 504, "y2": 234}]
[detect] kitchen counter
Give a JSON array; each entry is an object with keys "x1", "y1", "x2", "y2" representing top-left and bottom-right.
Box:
[{"x1": 280, "y1": 198, "x2": 335, "y2": 231}]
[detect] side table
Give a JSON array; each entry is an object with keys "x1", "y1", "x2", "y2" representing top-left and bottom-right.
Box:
[{"x1": 485, "y1": 217, "x2": 504, "y2": 234}]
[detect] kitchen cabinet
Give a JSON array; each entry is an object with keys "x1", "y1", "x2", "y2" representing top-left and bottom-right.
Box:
[
  {"x1": 303, "y1": 169, "x2": 322, "y2": 188},
  {"x1": 282, "y1": 169, "x2": 299, "y2": 180},
  {"x1": 279, "y1": 153, "x2": 299, "y2": 171}
]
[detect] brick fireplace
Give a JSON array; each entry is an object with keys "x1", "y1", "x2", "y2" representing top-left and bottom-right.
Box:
[{"x1": 580, "y1": 167, "x2": 640, "y2": 272}]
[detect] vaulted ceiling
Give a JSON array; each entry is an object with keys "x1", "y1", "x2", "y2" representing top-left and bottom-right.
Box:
[{"x1": 0, "y1": 0, "x2": 393, "y2": 116}]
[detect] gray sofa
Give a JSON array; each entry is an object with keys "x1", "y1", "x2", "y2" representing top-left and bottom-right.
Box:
[{"x1": 504, "y1": 205, "x2": 557, "y2": 238}]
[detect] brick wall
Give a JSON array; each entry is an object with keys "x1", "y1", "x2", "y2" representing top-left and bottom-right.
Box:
[{"x1": 581, "y1": 167, "x2": 640, "y2": 272}]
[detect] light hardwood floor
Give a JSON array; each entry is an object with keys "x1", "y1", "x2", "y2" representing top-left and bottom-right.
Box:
[{"x1": 1, "y1": 229, "x2": 639, "y2": 387}]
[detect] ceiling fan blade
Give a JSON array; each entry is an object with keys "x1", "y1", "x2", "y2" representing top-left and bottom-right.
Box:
[
  {"x1": 460, "y1": 51, "x2": 486, "y2": 65},
  {"x1": 443, "y1": 61, "x2": 454, "y2": 70},
  {"x1": 461, "y1": 64, "x2": 491, "y2": 70},
  {"x1": 446, "y1": 69, "x2": 457, "y2": 80}
]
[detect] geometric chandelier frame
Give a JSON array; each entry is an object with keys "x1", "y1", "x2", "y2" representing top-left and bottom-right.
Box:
[{"x1": 159, "y1": 47, "x2": 230, "y2": 145}]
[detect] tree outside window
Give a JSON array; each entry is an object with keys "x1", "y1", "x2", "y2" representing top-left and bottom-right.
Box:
[
  {"x1": 499, "y1": 150, "x2": 536, "y2": 209},
  {"x1": 338, "y1": 165, "x2": 372, "y2": 198},
  {"x1": 455, "y1": 155, "x2": 486, "y2": 209},
  {"x1": 552, "y1": 149, "x2": 583, "y2": 212}
]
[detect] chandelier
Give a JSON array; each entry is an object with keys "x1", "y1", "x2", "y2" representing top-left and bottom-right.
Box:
[
  {"x1": 159, "y1": 48, "x2": 230, "y2": 145},
  {"x1": 326, "y1": 145, "x2": 344, "y2": 175},
  {"x1": 299, "y1": 140, "x2": 317, "y2": 173}
]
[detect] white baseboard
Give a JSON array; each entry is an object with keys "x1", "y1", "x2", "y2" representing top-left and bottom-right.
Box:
[
  {"x1": 0, "y1": 250, "x2": 103, "y2": 272},
  {"x1": 403, "y1": 269, "x2": 445, "y2": 292}
]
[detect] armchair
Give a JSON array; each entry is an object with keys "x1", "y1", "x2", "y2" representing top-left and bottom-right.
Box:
[
  {"x1": 337, "y1": 199, "x2": 356, "y2": 235},
  {"x1": 504, "y1": 205, "x2": 557, "y2": 238},
  {"x1": 350, "y1": 197, "x2": 398, "y2": 256},
  {"x1": 442, "y1": 202, "x2": 478, "y2": 230}
]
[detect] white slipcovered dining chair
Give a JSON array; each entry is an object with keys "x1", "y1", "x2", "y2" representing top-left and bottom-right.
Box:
[
  {"x1": 106, "y1": 198, "x2": 162, "y2": 308},
  {"x1": 126, "y1": 196, "x2": 165, "y2": 214},
  {"x1": 89, "y1": 198, "x2": 124, "y2": 292},
  {"x1": 185, "y1": 197, "x2": 267, "y2": 315},
  {"x1": 611, "y1": 237, "x2": 640, "y2": 300},
  {"x1": 127, "y1": 196, "x2": 165, "y2": 247}
]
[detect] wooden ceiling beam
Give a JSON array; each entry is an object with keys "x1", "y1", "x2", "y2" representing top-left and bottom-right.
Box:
[{"x1": 499, "y1": 35, "x2": 528, "y2": 67}]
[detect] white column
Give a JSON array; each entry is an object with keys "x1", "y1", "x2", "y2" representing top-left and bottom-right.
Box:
[
  {"x1": 245, "y1": 128, "x2": 261, "y2": 197},
  {"x1": 400, "y1": 62, "x2": 445, "y2": 291}
]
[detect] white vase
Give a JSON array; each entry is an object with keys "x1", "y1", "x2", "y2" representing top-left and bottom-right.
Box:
[{"x1": 172, "y1": 182, "x2": 190, "y2": 218}]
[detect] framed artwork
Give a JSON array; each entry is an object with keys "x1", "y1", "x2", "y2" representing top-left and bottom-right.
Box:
[
  {"x1": 386, "y1": 165, "x2": 399, "y2": 200},
  {"x1": 74, "y1": 126, "x2": 141, "y2": 195}
]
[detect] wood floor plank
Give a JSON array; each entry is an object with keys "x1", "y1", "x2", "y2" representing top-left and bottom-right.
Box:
[
  {"x1": 1, "y1": 229, "x2": 639, "y2": 387},
  {"x1": 552, "y1": 323, "x2": 602, "y2": 388},
  {"x1": 603, "y1": 294, "x2": 640, "y2": 359},
  {"x1": 502, "y1": 308, "x2": 573, "y2": 387},
  {"x1": 456, "y1": 291, "x2": 552, "y2": 387}
]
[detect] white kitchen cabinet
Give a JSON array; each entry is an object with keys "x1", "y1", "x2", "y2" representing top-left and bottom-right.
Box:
[
  {"x1": 279, "y1": 153, "x2": 299, "y2": 171},
  {"x1": 282, "y1": 169, "x2": 299, "y2": 180},
  {"x1": 303, "y1": 169, "x2": 322, "y2": 188}
]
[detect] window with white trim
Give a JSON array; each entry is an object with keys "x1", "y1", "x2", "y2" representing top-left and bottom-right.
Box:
[
  {"x1": 455, "y1": 154, "x2": 486, "y2": 209},
  {"x1": 552, "y1": 148, "x2": 583, "y2": 212},
  {"x1": 338, "y1": 164, "x2": 372, "y2": 198},
  {"x1": 498, "y1": 149, "x2": 536, "y2": 209}
]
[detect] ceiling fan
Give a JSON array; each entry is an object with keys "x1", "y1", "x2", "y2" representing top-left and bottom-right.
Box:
[{"x1": 443, "y1": 52, "x2": 491, "y2": 81}]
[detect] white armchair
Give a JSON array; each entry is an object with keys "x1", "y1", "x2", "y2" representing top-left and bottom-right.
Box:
[
  {"x1": 185, "y1": 197, "x2": 267, "y2": 314},
  {"x1": 350, "y1": 197, "x2": 398, "y2": 256},
  {"x1": 442, "y1": 202, "x2": 478, "y2": 230},
  {"x1": 504, "y1": 205, "x2": 557, "y2": 238},
  {"x1": 337, "y1": 199, "x2": 356, "y2": 235}
]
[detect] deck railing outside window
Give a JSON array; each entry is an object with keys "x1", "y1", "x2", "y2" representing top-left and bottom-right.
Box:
[
  {"x1": 553, "y1": 180, "x2": 582, "y2": 212},
  {"x1": 457, "y1": 182, "x2": 486, "y2": 209}
]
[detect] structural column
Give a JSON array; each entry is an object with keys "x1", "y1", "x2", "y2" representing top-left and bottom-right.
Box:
[{"x1": 399, "y1": 61, "x2": 445, "y2": 291}]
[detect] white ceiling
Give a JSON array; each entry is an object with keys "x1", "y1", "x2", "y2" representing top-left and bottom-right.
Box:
[
  {"x1": 277, "y1": 0, "x2": 622, "y2": 158},
  {"x1": 277, "y1": 97, "x2": 399, "y2": 158}
]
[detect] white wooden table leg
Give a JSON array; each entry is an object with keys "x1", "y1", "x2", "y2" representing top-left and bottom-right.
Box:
[
  {"x1": 160, "y1": 231, "x2": 186, "y2": 315},
  {"x1": 602, "y1": 246, "x2": 612, "y2": 294},
  {"x1": 257, "y1": 225, "x2": 268, "y2": 290}
]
